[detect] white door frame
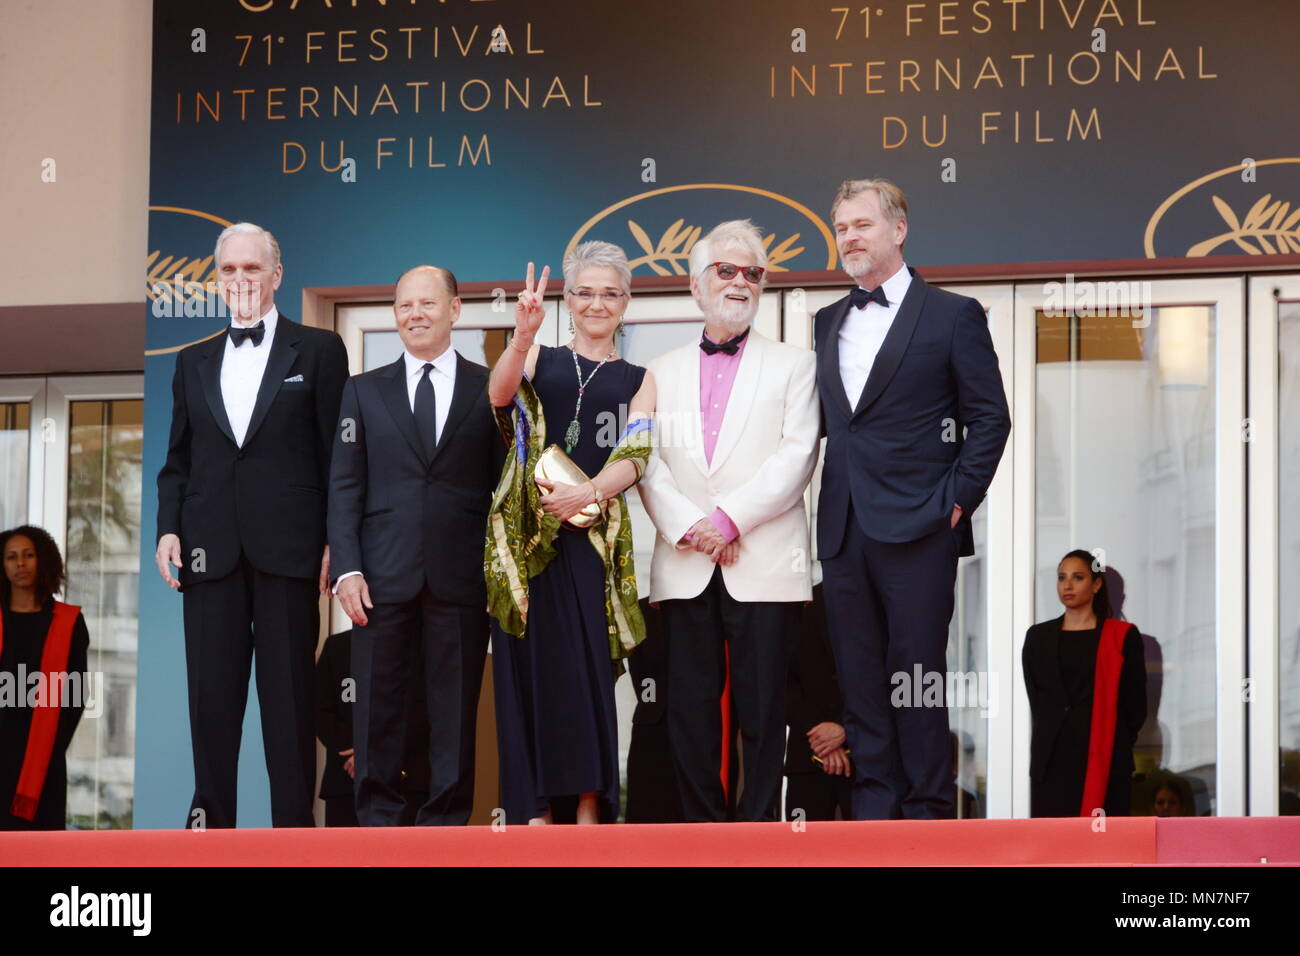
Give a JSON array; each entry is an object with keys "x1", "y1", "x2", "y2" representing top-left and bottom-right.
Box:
[
  {"x1": 1246, "y1": 273, "x2": 1300, "y2": 816},
  {"x1": 1011, "y1": 277, "x2": 1246, "y2": 817},
  {"x1": 42, "y1": 375, "x2": 145, "y2": 559},
  {"x1": 0, "y1": 377, "x2": 48, "y2": 526},
  {"x1": 945, "y1": 283, "x2": 1016, "y2": 818}
]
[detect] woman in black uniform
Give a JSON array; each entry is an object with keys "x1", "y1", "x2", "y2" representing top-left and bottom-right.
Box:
[
  {"x1": 1023, "y1": 549, "x2": 1146, "y2": 817},
  {"x1": 1, "y1": 525, "x2": 90, "y2": 830}
]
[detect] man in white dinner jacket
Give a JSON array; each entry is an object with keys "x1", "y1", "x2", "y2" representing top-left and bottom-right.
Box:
[{"x1": 638, "y1": 219, "x2": 820, "y2": 822}]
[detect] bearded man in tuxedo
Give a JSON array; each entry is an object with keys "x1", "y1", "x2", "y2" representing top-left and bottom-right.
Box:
[{"x1": 812, "y1": 180, "x2": 1010, "y2": 820}]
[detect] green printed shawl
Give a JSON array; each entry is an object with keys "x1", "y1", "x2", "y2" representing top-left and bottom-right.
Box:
[{"x1": 485, "y1": 376, "x2": 650, "y2": 667}]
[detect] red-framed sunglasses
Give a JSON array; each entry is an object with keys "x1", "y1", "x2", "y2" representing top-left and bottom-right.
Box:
[{"x1": 709, "y1": 262, "x2": 766, "y2": 284}]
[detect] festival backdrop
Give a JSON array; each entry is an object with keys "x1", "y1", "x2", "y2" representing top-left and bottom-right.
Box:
[{"x1": 138, "y1": 0, "x2": 1300, "y2": 827}]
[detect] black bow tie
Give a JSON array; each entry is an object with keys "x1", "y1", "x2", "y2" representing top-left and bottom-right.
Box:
[
  {"x1": 849, "y1": 286, "x2": 889, "y2": 309},
  {"x1": 230, "y1": 320, "x2": 266, "y2": 347},
  {"x1": 699, "y1": 327, "x2": 749, "y2": 356}
]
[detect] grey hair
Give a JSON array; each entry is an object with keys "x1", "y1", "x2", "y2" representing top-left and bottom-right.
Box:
[
  {"x1": 688, "y1": 219, "x2": 768, "y2": 282},
  {"x1": 214, "y1": 222, "x2": 282, "y2": 269},
  {"x1": 562, "y1": 241, "x2": 632, "y2": 294}
]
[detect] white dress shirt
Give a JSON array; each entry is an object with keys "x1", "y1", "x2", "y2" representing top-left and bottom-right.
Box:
[
  {"x1": 221, "y1": 305, "x2": 279, "y2": 447},
  {"x1": 334, "y1": 345, "x2": 458, "y2": 594},
  {"x1": 403, "y1": 345, "x2": 456, "y2": 445},
  {"x1": 837, "y1": 262, "x2": 912, "y2": 411}
]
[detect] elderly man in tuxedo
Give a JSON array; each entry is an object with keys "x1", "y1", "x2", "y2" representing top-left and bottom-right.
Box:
[
  {"x1": 155, "y1": 222, "x2": 349, "y2": 828},
  {"x1": 328, "y1": 265, "x2": 503, "y2": 826},
  {"x1": 812, "y1": 178, "x2": 1011, "y2": 820},
  {"x1": 639, "y1": 220, "x2": 820, "y2": 822}
]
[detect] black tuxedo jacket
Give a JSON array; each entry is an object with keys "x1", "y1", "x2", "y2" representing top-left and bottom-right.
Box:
[
  {"x1": 327, "y1": 353, "x2": 505, "y2": 608},
  {"x1": 156, "y1": 316, "x2": 350, "y2": 585},
  {"x1": 812, "y1": 270, "x2": 1011, "y2": 558}
]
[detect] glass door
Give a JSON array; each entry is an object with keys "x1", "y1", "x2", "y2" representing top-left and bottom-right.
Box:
[
  {"x1": 1012, "y1": 277, "x2": 1246, "y2": 818},
  {"x1": 1247, "y1": 273, "x2": 1300, "y2": 816},
  {"x1": 0, "y1": 378, "x2": 45, "y2": 527},
  {"x1": 0, "y1": 374, "x2": 143, "y2": 829}
]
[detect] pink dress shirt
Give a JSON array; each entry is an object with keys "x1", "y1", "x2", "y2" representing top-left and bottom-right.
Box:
[{"x1": 696, "y1": 330, "x2": 747, "y2": 543}]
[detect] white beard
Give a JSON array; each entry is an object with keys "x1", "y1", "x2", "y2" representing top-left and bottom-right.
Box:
[{"x1": 706, "y1": 292, "x2": 758, "y2": 333}]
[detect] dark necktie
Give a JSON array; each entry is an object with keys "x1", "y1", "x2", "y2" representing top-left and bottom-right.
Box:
[
  {"x1": 849, "y1": 286, "x2": 889, "y2": 310},
  {"x1": 414, "y1": 362, "x2": 438, "y2": 458},
  {"x1": 699, "y1": 326, "x2": 750, "y2": 356},
  {"x1": 229, "y1": 320, "x2": 266, "y2": 347}
]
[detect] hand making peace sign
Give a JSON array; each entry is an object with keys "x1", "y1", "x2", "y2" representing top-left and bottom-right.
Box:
[{"x1": 515, "y1": 262, "x2": 550, "y2": 338}]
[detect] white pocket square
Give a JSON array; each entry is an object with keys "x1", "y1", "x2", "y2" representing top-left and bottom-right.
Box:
[{"x1": 283, "y1": 374, "x2": 304, "y2": 383}]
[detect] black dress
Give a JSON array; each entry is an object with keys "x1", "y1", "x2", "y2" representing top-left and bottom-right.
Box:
[
  {"x1": 0, "y1": 600, "x2": 90, "y2": 830},
  {"x1": 492, "y1": 345, "x2": 647, "y2": 824},
  {"x1": 1023, "y1": 617, "x2": 1146, "y2": 817}
]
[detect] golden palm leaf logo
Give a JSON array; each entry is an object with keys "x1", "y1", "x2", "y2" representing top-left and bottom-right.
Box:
[
  {"x1": 1186, "y1": 194, "x2": 1300, "y2": 256},
  {"x1": 144, "y1": 206, "x2": 234, "y2": 313},
  {"x1": 568, "y1": 184, "x2": 837, "y2": 272},
  {"x1": 1144, "y1": 159, "x2": 1300, "y2": 258},
  {"x1": 145, "y1": 250, "x2": 217, "y2": 304},
  {"x1": 625, "y1": 217, "x2": 807, "y2": 275}
]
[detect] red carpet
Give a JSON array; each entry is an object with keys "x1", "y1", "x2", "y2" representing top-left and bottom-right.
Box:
[{"x1": 3, "y1": 817, "x2": 1297, "y2": 866}]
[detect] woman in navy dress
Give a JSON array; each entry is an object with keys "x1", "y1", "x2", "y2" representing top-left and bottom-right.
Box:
[{"x1": 487, "y1": 243, "x2": 655, "y2": 824}]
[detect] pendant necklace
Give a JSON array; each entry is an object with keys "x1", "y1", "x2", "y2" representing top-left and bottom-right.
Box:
[{"x1": 566, "y1": 343, "x2": 617, "y2": 453}]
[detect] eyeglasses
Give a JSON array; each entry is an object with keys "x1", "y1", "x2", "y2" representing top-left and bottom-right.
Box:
[
  {"x1": 710, "y1": 262, "x2": 766, "y2": 284},
  {"x1": 567, "y1": 290, "x2": 627, "y2": 304}
]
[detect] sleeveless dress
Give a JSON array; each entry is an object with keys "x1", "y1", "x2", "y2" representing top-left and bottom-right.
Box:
[{"x1": 491, "y1": 344, "x2": 647, "y2": 823}]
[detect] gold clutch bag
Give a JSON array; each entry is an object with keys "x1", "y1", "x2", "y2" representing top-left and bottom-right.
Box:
[{"x1": 534, "y1": 443, "x2": 604, "y2": 528}]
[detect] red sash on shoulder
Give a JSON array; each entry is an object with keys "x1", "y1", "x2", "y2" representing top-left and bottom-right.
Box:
[
  {"x1": 0, "y1": 601, "x2": 80, "y2": 821},
  {"x1": 1079, "y1": 618, "x2": 1128, "y2": 817}
]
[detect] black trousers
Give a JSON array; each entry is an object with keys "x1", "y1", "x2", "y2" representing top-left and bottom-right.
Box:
[
  {"x1": 785, "y1": 771, "x2": 853, "y2": 822},
  {"x1": 660, "y1": 566, "x2": 800, "y2": 822},
  {"x1": 323, "y1": 797, "x2": 359, "y2": 828},
  {"x1": 181, "y1": 552, "x2": 319, "y2": 828},
  {"x1": 625, "y1": 721, "x2": 684, "y2": 823},
  {"x1": 351, "y1": 586, "x2": 488, "y2": 826},
  {"x1": 821, "y1": 506, "x2": 958, "y2": 820}
]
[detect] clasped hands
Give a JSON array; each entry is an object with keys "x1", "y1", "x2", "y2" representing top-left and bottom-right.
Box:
[
  {"x1": 807, "y1": 721, "x2": 851, "y2": 777},
  {"x1": 679, "y1": 518, "x2": 739, "y2": 566}
]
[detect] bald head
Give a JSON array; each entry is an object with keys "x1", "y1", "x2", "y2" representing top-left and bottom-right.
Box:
[{"x1": 396, "y1": 265, "x2": 458, "y2": 300}]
